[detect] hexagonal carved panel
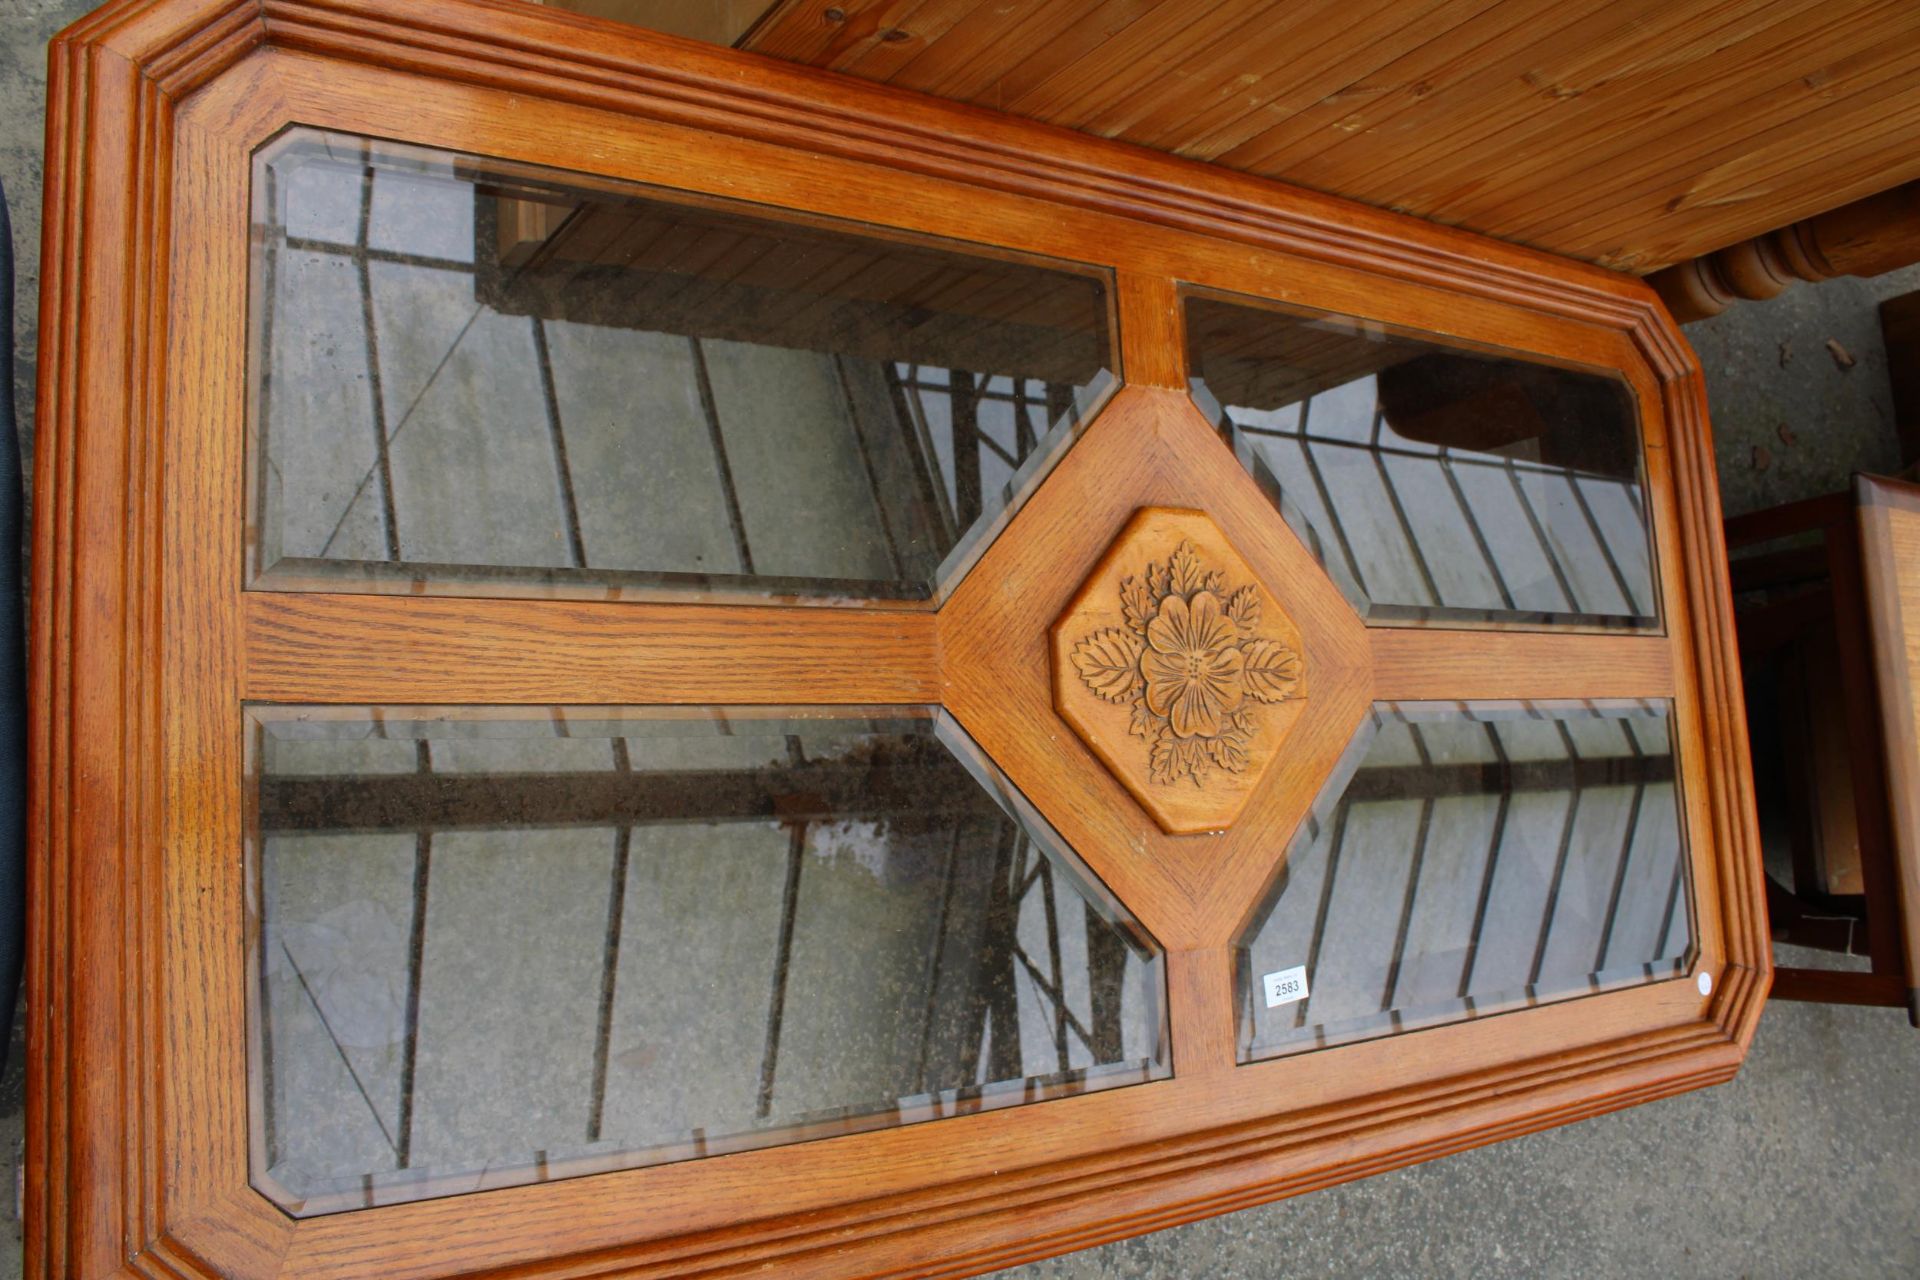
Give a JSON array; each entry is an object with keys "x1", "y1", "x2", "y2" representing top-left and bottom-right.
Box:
[{"x1": 1051, "y1": 507, "x2": 1309, "y2": 835}]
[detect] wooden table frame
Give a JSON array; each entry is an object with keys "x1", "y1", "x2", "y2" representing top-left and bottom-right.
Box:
[{"x1": 30, "y1": 2, "x2": 1768, "y2": 1277}]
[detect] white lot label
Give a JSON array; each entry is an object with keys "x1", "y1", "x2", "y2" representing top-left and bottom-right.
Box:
[{"x1": 1261, "y1": 965, "x2": 1310, "y2": 1009}]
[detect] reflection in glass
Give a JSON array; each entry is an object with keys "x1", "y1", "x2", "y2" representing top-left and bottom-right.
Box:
[
  {"x1": 1237, "y1": 701, "x2": 1691, "y2": 1062},
  {"x1": 247, "y1": 707, "x2": 1167, "y2": 1216},
  {"x1": 1186, "y1": 294, "x2": 1657, "y2": 629},
  {"x1": 248, "y1": 129, "x2": 1115, "y2": 602}
]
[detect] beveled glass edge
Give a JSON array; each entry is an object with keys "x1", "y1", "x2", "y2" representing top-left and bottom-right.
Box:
[
  {"x1": 927, "y1": 367, "x2": 1120, "y2": 607},
  {"x1": 1181, "y1": 284, "x2": 1667, "y2": 637},
  {"x1": 249, "y1": 358, "x2": 1121, "y2": 612},
  {"x1": 1229, "y1": 698, "x2": 1699, "y2": 1066},
  {"x1": 251, "y1": 556, "x2": 937, "y2": 607},
  {"x1": 1210, "y1": 406, "x2": 1662, "y2": 635},
  {"x1": 1351, "y1": 602, "x2": 1661, "y2": 633},
  {"x1": 241, "y1": 701, "x2": 1173, "y2": 1218},
  {"x1": 242, "y1": 125, "x2": 1123, "y2": 611},
  {"x1": 1241, "y1": 954, "x2": 1694, "y2": 1063},
  {"x1": 258, "y1": 1054, "x2": 1169, "y2": 1217},
  {"x1": 932, "y1": 710, "x2": 1170, "y2": 999}
]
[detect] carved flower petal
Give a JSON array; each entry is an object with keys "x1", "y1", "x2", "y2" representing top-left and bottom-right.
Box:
[
  {"x1": 1203, "y1": 645, "x2": 1246, "y2": 712},
  {"x1": 1184, "y1": 591, "x2": 1236, "y2": 655},
  {"x1": 1142, "y1": 649, "x2": 1187, "y2": 716},
  {"x1": 1168, "y1": 678, "x2": 1223, "y2": 739},
  {"x1": 1146, "y1": 594, "x2": 1192, "y2": 655}
]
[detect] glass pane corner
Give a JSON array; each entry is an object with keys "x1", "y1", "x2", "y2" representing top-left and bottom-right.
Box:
[
  {"x1": 1236, "y1": 699, "x2": 1693, "y2": 1064},
  {"x1": 248, "y1": 128, "x2": 1117, "y2": 605},
  {"x1": 247, "y1": 704, "x2": 1167, "y2": 1215},
  {"x1": 1185, "y1": 292, "x2": 1659, "y2": 632}
]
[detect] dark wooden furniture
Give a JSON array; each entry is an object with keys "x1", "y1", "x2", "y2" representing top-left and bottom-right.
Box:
[
  {"x1": 1651, "y1": 183, "x2": 1920, "y2": 323},
  {"x1": 0, "y1": 172, "x2": 24, "y2": 1079},
  {"x1": 1884, "y1": 290, "x2": 1920, "y2": 468},
  {"x1": 1729, "y1": 475, "x2": 1920, "y2": 1023},
  {"x1": 29, "y1": 2, "x2": 1766, "y2": 1277}
]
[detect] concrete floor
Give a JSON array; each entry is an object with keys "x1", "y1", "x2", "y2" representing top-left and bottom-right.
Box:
[{"x1": 3, "y1": 2, "x2": 1919, "y2": 1276}]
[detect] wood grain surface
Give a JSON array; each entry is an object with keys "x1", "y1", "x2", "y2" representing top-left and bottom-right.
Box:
[
  {"x1": 27, "y1": 2, "x2": 1768, "y2": 1278},
  {"x1": 1050, "y1": 507, "x2": 1310, "y2": 836},
  {"x1": 744, "y1": 0, "x2": 1920, "y2": 275}
]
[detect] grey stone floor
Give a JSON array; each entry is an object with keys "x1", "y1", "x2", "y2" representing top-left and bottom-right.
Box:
[{"x1": 2, "y1": 2, "x2": 1919, "y2": 1277}]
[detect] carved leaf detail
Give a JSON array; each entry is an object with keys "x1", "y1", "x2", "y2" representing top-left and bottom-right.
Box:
[
  {"x1": 1149, "y1": 734, "x2": 1180, "y2": 784},
  {"x1": 1147, "y1": 734, "x2": 1219, "y2": 787},
  {"x1": 1129, "y1": 701, "x2": 1158, "y2": 740},
  {"x1": 1179, "y1": 739, "x2": 1210, "y2": 784},
  {"x1": 1167, "y1": 541, "x2": 1204, "y2": 597},
  {"x1": 1071, "y1": 628, "x2": 1145, "y2": 703},
  {"x1": 1209, "y1": 731, "x2": 1249, "y2": 773},
  {"x1": 1242, "y1": 640, "x2": 1302, "y2": 703},
  {"x1": 1120, "y1": 574, "x2": 1156, "y2": 634},
  {"x1": 1225, "y1": 585, "x2": 1261, "y2": 635},
  {"x1": 1147, "y1": 557, "x2": 1171, "y2": 600}
]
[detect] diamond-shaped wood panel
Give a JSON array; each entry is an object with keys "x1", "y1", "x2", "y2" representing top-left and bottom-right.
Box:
[
  {"x1": 1051, "y1": 507, "x2": 1309, "y2": 835},
  {"x1": 940, "y1": 386, "x2": 1373, "y2": 950}
]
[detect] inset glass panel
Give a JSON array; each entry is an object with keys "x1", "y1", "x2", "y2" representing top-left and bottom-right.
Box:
[
  {"x1": 247, "y1": 706, "x2": 1167, "y2": 1215},
  {"x1": 248, "y1": 129, "x2": 1116, "y2": 602},
  {"x1": 1237, "y1": 701, "x2": 1691, "y2": 1062},
  {"x1": 1186, "y1": 294, "x2": 1657, "y2": 629}
]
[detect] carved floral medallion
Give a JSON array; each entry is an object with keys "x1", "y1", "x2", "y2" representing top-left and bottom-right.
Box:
[
  {"x1": 1069, "y1": 540, "x2": 1301, "y2": 786},
  {"x1": 1050, "y1": 508, "x2": 1311, "y2": 835}
]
